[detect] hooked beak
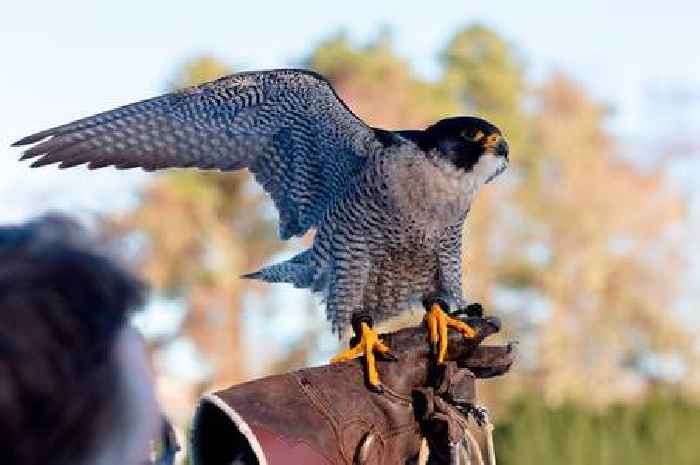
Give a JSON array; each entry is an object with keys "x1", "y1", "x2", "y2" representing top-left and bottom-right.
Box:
[{"x1": 496, "y1": 139, "x2": 509, "y2": 159}]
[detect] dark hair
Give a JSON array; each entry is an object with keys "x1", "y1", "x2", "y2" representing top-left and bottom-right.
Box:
[{"x1": 0, "y1": 214, "x2": 145, "y2": 465}]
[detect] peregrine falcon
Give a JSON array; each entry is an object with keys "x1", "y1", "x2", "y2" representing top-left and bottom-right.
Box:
[{"x1": 12, "y1": 69, "x2": 509, "y2": 388}]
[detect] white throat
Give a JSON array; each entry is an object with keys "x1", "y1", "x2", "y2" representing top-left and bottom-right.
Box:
[{"x1": 387, "y1": 151, "x2": 505, "y2": 229}]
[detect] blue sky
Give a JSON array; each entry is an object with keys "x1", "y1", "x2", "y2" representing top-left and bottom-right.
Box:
[{"x1": 2, "y1": 0, "x2": 699, "y2": 149}]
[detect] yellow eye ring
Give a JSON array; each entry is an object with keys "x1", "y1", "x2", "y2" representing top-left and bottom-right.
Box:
[{"x1": 461, "y1": 128, "x2": 484, "y2": 142}]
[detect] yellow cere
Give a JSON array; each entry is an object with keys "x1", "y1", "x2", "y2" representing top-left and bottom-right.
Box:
[{"x1": 486, "y1": 133, "x2": 501, "y2": 147}]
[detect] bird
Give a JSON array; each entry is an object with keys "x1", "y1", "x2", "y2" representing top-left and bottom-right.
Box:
[{"x1": 11, "y1": 69, "x2": 509, "y2": 389}]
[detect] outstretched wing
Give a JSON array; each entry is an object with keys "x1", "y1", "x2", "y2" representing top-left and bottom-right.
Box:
[{"x1": 13, "y1": 69, "x2": 379, "y2": 239}]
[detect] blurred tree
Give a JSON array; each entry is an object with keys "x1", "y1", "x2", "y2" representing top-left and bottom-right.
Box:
[
  {"x1": 307, "y1": 32, "x2": 458, "y2": 128},
  {"x1": 512, "y1": 75, "x2": 692, "y2": 405},
  {"x1": 109, "y1": 56, "x2": 283, "y2": 388},
  {"x1": 440, "y1": 24, "x2": 527, "y2": 151}
]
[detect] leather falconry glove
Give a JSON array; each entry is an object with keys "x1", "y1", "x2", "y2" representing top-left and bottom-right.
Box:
[{"x1": 190, "y1": 315, "x2": 513, "y2": 465}]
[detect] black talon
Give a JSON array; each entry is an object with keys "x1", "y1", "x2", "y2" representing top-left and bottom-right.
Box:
[
  {"x1": 466, "y1": 303, "x2": 484, "y2": 317},
  {"x1": 452, "y1": 302, "x2": 484, "y2": 318}
]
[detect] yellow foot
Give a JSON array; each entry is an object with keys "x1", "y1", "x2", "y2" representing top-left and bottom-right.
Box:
[
  {"x1": 425, "y1": 302, "x2": 477, "y2": 364},
  {"x1": 331, "y1": 321, "x2": 393, "y2": 389}
]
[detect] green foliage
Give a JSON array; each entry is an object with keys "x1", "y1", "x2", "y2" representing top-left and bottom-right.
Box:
[{"x1": 494, "y1": 394, "x2": 700, "y2": 465}]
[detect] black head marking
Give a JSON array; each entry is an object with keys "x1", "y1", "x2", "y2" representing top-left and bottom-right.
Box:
[{"x1": 421, "y1": 116, "x2": 508, "y2": 172}]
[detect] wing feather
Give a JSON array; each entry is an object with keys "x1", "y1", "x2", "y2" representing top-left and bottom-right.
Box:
[{"x1": 13, "y1": 69, "x2": 378, "y2": 238}]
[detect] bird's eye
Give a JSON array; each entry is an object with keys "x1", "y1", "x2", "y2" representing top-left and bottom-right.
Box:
[{"x1": 461, "y1": 128, "x2": 484, "y2": 142}]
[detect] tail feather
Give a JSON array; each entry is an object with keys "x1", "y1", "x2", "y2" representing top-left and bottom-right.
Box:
[{"x1": 243, "y1": 249, "x2": 316, "y2": 289}]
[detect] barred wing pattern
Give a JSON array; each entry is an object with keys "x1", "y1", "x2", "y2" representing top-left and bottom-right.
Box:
[{"x1": 13, "y1": 69, "x2": 376, "y2": 239}]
